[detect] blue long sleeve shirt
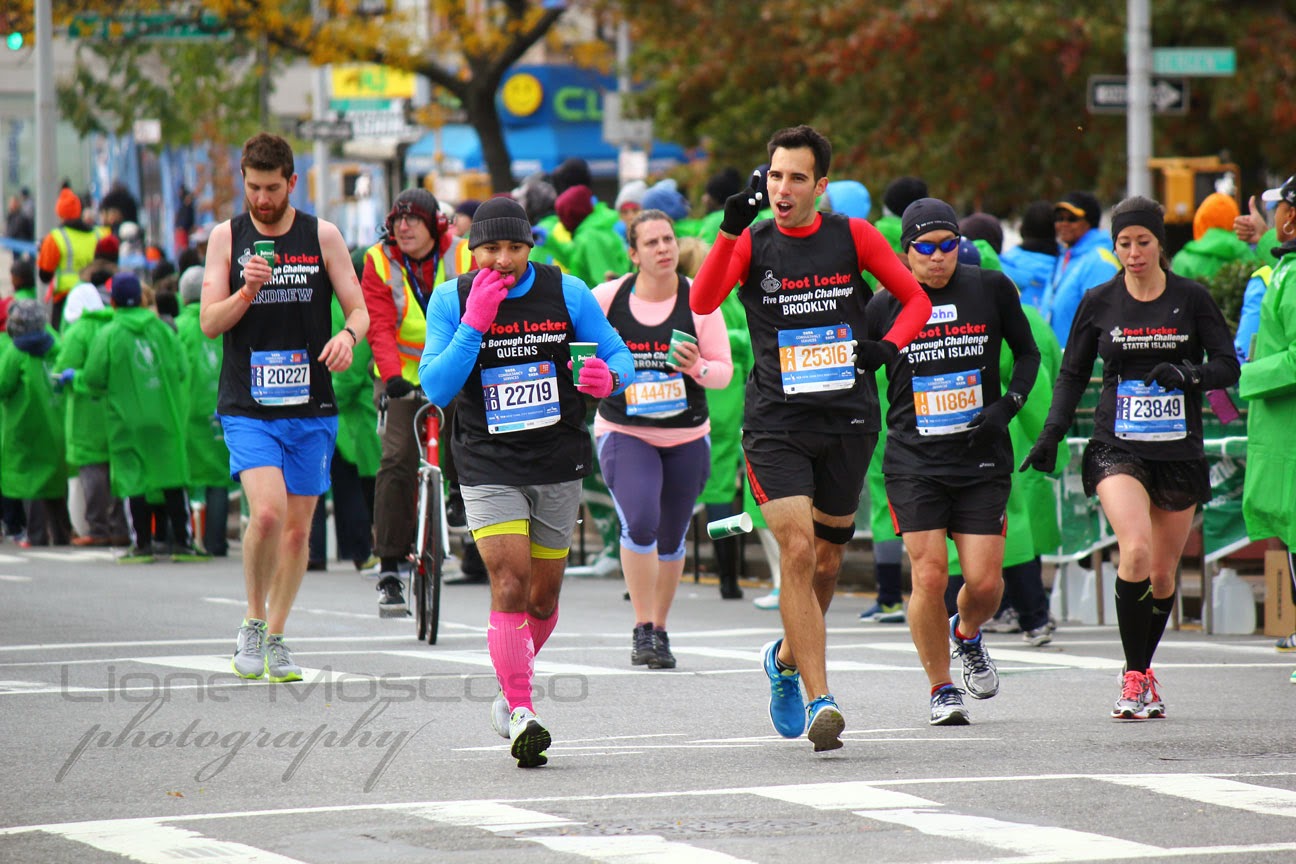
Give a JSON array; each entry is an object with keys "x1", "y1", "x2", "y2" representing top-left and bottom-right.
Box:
[
  {"x1": 418, "y1": 262, "x2": 634, "y2": 407},
  {"x1": 1044, "y1": 228, "x2": 1120, "y2": 347}
]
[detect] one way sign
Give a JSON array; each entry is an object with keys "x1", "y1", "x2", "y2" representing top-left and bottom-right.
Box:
[{"x1": 1087, "y1": 75, "x2": 1189, "y2": 115}]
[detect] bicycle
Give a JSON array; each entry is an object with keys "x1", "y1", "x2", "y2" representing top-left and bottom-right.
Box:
[
  {"x1": 411, "y1": 400, "x2": 447, "y2": 644},
  {"x1": 378, "y1": 392, "x2": 447, "y2": 644}
]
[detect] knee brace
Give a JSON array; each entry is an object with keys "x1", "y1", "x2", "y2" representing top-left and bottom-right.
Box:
[{"x1": 814, "y1": 521, "x2": 854, "y2": 546}]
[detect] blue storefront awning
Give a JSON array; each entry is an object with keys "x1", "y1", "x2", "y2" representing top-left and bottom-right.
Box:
[{"x1": 404, "y1": 123, "x2": 688, "y2": 181}]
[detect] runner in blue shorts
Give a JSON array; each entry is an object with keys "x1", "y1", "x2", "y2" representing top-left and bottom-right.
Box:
[{"x1": 200, "y1": 133, "x2": 369, "y2": 683}]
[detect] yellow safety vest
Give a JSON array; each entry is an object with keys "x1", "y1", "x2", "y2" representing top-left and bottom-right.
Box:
[
  {"x1": 1252, "y1": 264, "x2": 1273, "y2": 287},
  {"x1": 50, "y1": 225, "x2": 106, "y2": 300},
  {"x1": 366, "y1": 236, "x2": 472, "y2": 384}
]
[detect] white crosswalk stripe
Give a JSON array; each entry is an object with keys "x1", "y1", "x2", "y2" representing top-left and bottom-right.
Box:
[{"x1": 8, "y1": 773, "x2": 1296, "y2": 862}]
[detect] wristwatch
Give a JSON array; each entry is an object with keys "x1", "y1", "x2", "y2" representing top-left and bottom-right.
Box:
[
  {"x1": 609, "y1": 370, "x2": 622, "y2": 393},
  {"x1": 1005, "y1": 391, "x2": 1026, "y2": 410}
]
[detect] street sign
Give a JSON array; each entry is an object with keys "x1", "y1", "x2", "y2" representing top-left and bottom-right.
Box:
[
  {"x1": 1153, "y1": 47, "x2": 1236, "y2": 77},
  {"x1": 296, "y1": 119, "x2": 354, "y2": 142},
  {"x1": 1087, "y1": 75, "x2": 1189, "y2": 115},
  {"x1": 344, "y1": 111, "x2": 422, "y2": 142},
  {"x1": 67, "y1": 13, "x2": 233, "y2": 41},
  {"x1": 602, "y1": 93, "x2": 653, "y2": 148}
]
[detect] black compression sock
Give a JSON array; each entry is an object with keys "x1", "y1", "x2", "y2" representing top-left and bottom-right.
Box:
[
  {"x1": 1114, "y1": 577, "x2": 1153, "y2": 672},
  {"x1": 1144, "y1": 593, "x2": 1176, "y2": 668}
]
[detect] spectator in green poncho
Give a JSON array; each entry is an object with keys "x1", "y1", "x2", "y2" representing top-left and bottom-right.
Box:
[
  {"x1": 553, "y1": 184, "x2": 631, "y2": 287},
  {"x1": 57, "y1": 283, "x2": 127, "y2": 546},
  {"x1": 0, "y1": 298, "x2": 71, "y2": 546},
  {"x1": 177, "y1": 266, "x2": 236, "y2": 556},
  {"x1": 1171, "y1": 192, "x2": 1256, "y2": 282}
]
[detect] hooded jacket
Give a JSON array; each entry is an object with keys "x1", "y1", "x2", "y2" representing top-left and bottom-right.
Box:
[
  {"x1": 1170, "y1": 227, "x2": 1257, "y2": 283},
  {"x1": 176, "y1": 303, "x2": 233, "y2": 489},
  {"x1": 0, "y1": 333, "x2": 68, "y2": 498},
  {"x1": 81, "y1": 307, "x2": 190, "y2": 497},
  {"x1": 1241, "y1": 237, "x2": 1296, "y2": 547},
  {"x1": 57, "y1": 306, "x2": 114, "y2": 467}
]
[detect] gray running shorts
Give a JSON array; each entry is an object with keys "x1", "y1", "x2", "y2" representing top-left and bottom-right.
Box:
[{"x1": 460, "y1": 480, "x2": 583, "y2": 552}]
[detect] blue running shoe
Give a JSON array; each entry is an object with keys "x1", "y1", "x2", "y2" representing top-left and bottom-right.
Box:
[
  {"x1": 762, "y1": 639, "x2": 806, "y2": 738},
  {"x1": 806, "y1": 695, "x2": 844, "y2": 752}
]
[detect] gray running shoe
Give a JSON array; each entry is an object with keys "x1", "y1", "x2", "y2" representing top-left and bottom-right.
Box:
[
  {"x1": 508, "y1": 707, "x2": 551, "y2": 768},
  {"x1": 1112, "y1": 670, "x2": 1150, "y2": 719},
  {"x1": 232, "y1": 619, "x2": 268, "y2": 679},
  {"x1": 1022, "y1": 625, "x2": 1053, "y2": 647},
  {"x1": 930, "y1": 685, "x2": 971, "y2": 726},
  {"x1": 1141, "y1": 668, "x2": 1165, "y2": 719},
  {"x1": 950, "y1": 615, "x2": 999, "y2": 699},
  {"x1": 265, "y1": 634, "x2": 302, "y2": 683},
  {"x1": 982, "y1": 608, "x2": 1021, "y2": 634},
  {"x1": 491, "y1": 690, "x2": 510, "y2": 739}
]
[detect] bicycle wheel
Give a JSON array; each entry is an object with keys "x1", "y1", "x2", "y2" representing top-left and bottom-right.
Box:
[
  {"x1": 422, "y1": 481, "x2": 444, "y2": 645},
  {"x1": 413, "y1": 476, "x2": 432, "y2": 642}
]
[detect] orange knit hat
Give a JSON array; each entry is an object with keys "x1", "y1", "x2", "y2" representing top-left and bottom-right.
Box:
[
  {"x1": 55, "y1": 188, "x2": 82, "y2": 221},
  {"x1": 1192, "y1": 192, "x2": 1239, "y2": 241}
]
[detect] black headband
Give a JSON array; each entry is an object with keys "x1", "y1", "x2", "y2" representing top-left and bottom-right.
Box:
[{"x1": 1111, "y1": 207, "x2": 1166, "y2": 248}]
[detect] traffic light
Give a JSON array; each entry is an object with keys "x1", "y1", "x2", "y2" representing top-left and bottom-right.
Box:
[{"x1": 6, "y1": 30, "x2": 23, "y2": 50}]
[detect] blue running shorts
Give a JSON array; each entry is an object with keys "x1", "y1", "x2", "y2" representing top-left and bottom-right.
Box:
[{"x1": 221, "y1": 415, "x2": 339, "y2": 497}]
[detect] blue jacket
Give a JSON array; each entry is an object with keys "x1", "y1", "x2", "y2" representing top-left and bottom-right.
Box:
[
  {"x1": 1044, "y1": 228, "x2": 1120, "y2": 346},
  {"x1": 1236, "y1": 264, "x2": 1273, "y2": 363},
  {"x1": 999, "y1": 245, "x2": 1059, "y2": 312},
  {"x1": 418, "y1": 262, "x2": 634, "y2": 408}
]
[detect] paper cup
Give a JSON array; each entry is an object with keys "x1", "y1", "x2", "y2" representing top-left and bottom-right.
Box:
[
  {"x1": 570, "y1": 342, "x2": 597, "y2": 384},
  {"x1": 668, "y1": 328, "x2": 698, "y2": 367},
  {"x1": 253, "y1": 240, "x2": 275, "y2": 268},
  {"x1": 706, "y1": 512, "x2": 753, "y2": 539}
]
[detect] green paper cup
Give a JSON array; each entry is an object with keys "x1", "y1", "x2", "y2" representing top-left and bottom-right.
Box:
[
  {"x1": 570, "y1": 342, "x2": 597, "y2": 384},
  {"x1": 706, "y1": 512, "x2": 753, "y2": 539},
  {"x1": 253, "y1": 240, "x2": 275, "y2": 268},
  {"x1": 668, "y1": 328, "x2": 698, "y2": 367}
]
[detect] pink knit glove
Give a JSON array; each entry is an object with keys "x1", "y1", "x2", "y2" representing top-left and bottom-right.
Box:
[
  {"x1": 461, "y1": 269, "x2": 514, "y2": 332},
  {"x1": 573, "y1": 355, "x2": 614, "y2": 398}
]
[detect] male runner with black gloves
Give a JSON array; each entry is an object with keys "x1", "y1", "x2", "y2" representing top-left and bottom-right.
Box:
[
  {"x1": 691, "y1": 125, "x2": 931, "y2": 752},
  {"x1": 867, "y1": 197, "x2": 1040, "y2": 726}
]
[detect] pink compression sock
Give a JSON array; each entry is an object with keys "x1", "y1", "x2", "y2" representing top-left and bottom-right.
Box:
[
  {"x1": 488, "y1": 610, "x2": 534, "y2": 711},
  {"x1": 528, "y1": 604, "x2": 559, "y2": 653}
]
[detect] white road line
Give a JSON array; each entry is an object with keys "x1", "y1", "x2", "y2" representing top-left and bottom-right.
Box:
[
  {"x1": 51, "y1": 821, "x2": 310, "y2": 863},
  {"x1": 1099, "y1": 774, "x2": 1296, "y2": 818},
  {"x1": 405, "y1": 801, "x2": 580, "y2": 832},
  {"x1": 863, "y1": 808, "x2": 1162, "y2": 860},
  {"x1": 133, "y1": 654, "x2": 369, "y2": 683},
  {"x1": 0, "y1": 574, "x2": 31, "y2": 582},
  {"x1": 383, "y1": 649, "x2": 619, "y2": 676},
  {"x1": 527, "y1": 835, "x2": 759, "y2": 862},
  {"x1": 866, "y1": 642, "x2": 1123, "y2": 670},
  {"x1": 0, "y1": 553, "x2": 26, "y2": 564},
  {"x1": 23, "y1": 550, "x2": 114, "y2": 562},
  {"x1": 0, "y1": 635, "x2": 428, "y2": 653},
  {"x1": 749, "y1": 780, "x2": 937, "y2": 809}
]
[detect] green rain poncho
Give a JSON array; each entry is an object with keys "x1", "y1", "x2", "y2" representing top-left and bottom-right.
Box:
[
  {"x1": 81, "y1": 307, "x2": 190, "y2": 498},
  {"x1": 176, "y1": 302, "x2": 234, "y2": 489},
  {"x1": 0, "y1": 335, "x2": 67, "y2": 499},
  {"x1": 57, "y1": 307, "x2": 114, "y2": 468}
]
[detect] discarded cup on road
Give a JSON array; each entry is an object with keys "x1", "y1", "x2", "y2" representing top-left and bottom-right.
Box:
[{"x1": 706, "y1": 512, "x2": 753, "y2": 539}]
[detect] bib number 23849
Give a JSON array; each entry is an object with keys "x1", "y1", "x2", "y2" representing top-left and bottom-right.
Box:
[
  {"x1": 1114, "y1": 378, "x2": 1186, "y2": 441},
  {"x1": 482, "y1": 361, "x2": 560, "y2": 434},
  {"x1": 250, "y1": 349, "x2": 311, "y2": 406}
]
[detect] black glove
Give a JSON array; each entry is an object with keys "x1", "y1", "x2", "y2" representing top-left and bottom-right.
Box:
[
  {"x1": 385, "y1": 375, "x2": 416, "y2": 399},
  {"x1": 719, "y1": 169, "x2": 765, "y2": 236},
  {"x1": 1019, "y1": 426, "x2": 1063, "y2": 473},
  {"x1": 855, "y1": 339, "x2": 898, "y2": 374},
  {"x1": 966, "y1": 396, "x2": 1019, "y2": 449},
  {"x1": 1143, "y1": 361, "x2": 1201, "y2": 392}
]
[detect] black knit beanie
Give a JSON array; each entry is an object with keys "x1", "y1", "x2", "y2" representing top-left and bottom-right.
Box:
[
  {"x1": 901, "y1": 198, "x2": 960, "y2": 250},
  {"x1": 469, "y1": 197, "x2": 535, "y2": 250}
]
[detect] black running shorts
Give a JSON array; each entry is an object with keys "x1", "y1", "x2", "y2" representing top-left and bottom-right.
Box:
[
  {"x1": 742, "y1": 430, "x2": 876, "y2": 517},
  {"x1": 884, "y1": 473, "x2": 1011, "y2": 536},
  {"x1": 1081, "y1": 440, "x2": 1210, "y2": 512}
]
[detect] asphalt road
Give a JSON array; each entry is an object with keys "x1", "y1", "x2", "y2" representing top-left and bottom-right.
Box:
[{"x1": 1, "y1": 544, "x2": 1294, "y2": 863}]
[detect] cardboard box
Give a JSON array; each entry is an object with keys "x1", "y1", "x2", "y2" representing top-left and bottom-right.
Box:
[{"x1": 1264, "y1": 551, "x2": 1296, "y2": 637}]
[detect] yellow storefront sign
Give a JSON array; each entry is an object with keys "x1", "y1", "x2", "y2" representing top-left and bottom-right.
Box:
[{"x1": 332, "y1": 64, "x2": 416, "y2": 100}]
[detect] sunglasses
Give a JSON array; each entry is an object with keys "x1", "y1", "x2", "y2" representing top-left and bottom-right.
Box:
[
  {"x1": 1054, "y1": 211, "x2": 1082, "y2": 223},
  {"x1": 910, "y1": 236, "x2": 960, "y2": 256}
]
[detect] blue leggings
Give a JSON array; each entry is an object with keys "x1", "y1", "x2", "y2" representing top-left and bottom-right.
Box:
[{"x1": 597, "y1": 432, "x2": 711, "y2": 561}]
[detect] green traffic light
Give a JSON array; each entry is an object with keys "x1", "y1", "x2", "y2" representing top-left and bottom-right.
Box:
[{"x1": 6, "y1": 31, "x2": 23, "y2": 51}]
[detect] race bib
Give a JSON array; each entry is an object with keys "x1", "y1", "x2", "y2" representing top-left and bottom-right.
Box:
[
  {"x1": 1114, "y1": 378, "x2": 1186, "y2": 441},
  {"x1": 912, "y1": 370, "x2": 983, "y2": 436},
  {"x1": 624, "y1": 369, "x2": 687, "y2": 417},
  {"x1": 250, "y1": 349, "x2": 310, "y2": 406},
  {"x1": 482, "y1": 361, "x2": 560, "y2": 434},
  {"x1": 777, "y1": 325, "x2": 854, "y2": 395}
]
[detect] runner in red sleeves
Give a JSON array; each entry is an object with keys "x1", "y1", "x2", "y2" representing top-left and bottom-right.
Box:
[{"x1": 690, "y1": 125, "x2": 931, "y2": 752}]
